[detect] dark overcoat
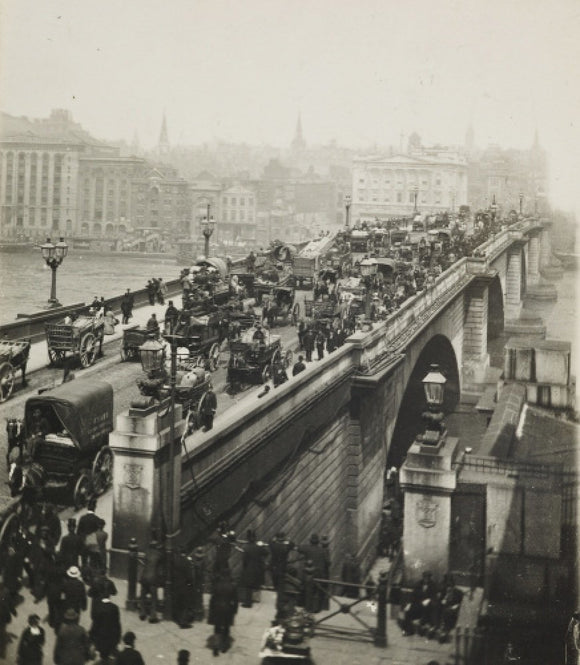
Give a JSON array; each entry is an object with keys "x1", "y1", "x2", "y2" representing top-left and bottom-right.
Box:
[
  {"x1": 89, "y1": 600, "x2": 121, "y2": 655},
  {"x1": 239, "y1": 542, "x2": 267, "y2": 589},
  {"x1": 208, "y1": 578, "x2": 238, "y2": 627},
  {"x1": 53, "y1": 623, "x2": 90, "y2": 665},
  {"x1": 17, "y1": 625, "x2": 45, "y2": 665}
]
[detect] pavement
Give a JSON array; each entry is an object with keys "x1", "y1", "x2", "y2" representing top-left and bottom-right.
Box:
[
  {"x1": 23, "y1": 298, "x2": 175, "y2": 375},
  {"x1": 2, "y1": 561, "x2": 457, "y2": 665}
]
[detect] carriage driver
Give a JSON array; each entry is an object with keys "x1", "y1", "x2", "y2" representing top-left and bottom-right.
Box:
[
  {"x1": 252, "y1": 322, "x2": 266, "y2": 346},
  {"x1": 30, "y1": 408, "x2": 51, "y2": 438}
]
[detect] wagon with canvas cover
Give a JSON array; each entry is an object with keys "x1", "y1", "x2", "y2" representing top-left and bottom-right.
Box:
[{"x1": 12, "y1": 379, "x2": 114, "y2": 507}]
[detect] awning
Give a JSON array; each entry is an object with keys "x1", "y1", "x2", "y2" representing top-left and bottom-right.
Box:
[
  {"x1": 196, "y1": 257, "x2": 228, "y2": 277},
  {"x1": 25, "y1": 379, "x2": 114, "y2": 450},
  {"x1": 374, "y1": 258, "x2": 396, "y2": 268}
]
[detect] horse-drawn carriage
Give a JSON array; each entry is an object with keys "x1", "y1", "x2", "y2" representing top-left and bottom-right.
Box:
[
  {"x1": 304, "y1": 298, "x2": 336, "y2": 321},
  {"x1": 45, "y1": 313, "x2": 104, "y2": 368},
  {"x1": 120, "y1": 324, "x2": 150, "y2": 361},
  {"x1": 0, "y1": 338, "x2": 30, "y2": 402},
  {"x1": 8, "y1": 379, "x2": 114, "y2": 508},
  {"x1": 227, "y1": 327, "x2": 293, "y2": 392},
  {"x1": 262, "y1": 286, "x2": 300, "y2": 327},
  {"x1": 171, "y1": 365, "x2": 214, "y2": 432},
  {"x1": 173, "y1": 311, "x2": 223, "y2": 371}
]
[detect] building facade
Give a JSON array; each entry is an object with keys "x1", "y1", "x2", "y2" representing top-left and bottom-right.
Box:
[
  {"x1": 0, "y1": 109, "x2": 118, "y2": 239},
  {"x1": 0, "y1": 110, "x2": 192, "y2": 241},
  {"x1": 467, "y1": 137, "x2": 549, "y2": 215},
  {"x1": 77, "y1": 156, "x2": 147, "y2": 237},
  {"x1": 219, "y1": 184, "x2": 257, "y2": 243},
  {"x1": 130, "y1": 166, "x2": 190, "y2": 236},
  {"x1": 351, "y1": 152, "x2": 468, "y2": 221}
]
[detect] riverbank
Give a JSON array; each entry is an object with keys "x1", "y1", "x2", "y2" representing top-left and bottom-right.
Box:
[
  {"x1": 0, "y1": 278, "x2": 182, "y2": 343},
  {"x1": 0, "y1": 246, "x2": 183, "y2": 326}
]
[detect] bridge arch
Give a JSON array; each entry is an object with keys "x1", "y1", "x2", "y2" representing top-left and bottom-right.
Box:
[
  {"x1": 386, "y1": 334, "x2": 460, "y2": 469},
  {"x1": 488, "y1": 274, "x2": 504, "y2": 340}
]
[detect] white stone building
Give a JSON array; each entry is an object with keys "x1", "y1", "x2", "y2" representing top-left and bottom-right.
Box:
[{"x1": 351, "y1": 152, "x2": 468, "y2": 221}]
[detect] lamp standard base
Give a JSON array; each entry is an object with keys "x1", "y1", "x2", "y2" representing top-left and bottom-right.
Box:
[{"x1": 45, "y1": 299, "x2": 62, "y2": 309}]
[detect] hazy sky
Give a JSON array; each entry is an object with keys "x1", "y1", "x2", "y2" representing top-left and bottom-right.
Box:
[{"x1": 1, "y1": 0, "x2": 579, "y2": 211}]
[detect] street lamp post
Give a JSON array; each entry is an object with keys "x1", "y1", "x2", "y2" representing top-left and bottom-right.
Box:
[
  {"x1": 519, "y1": 192, "x2": 524, "y2": 216},
  {"x1": 345, "y1": 194, "x2": 352, "y2": 229},
  {"x1": 138, "y1": 335, "x2": 181, "y2": 622},
  {"x1": 201, "y1": 203, "x2": 216, "y2": 258},
  {"x1": 40, "y1": 236, "x2": 69, "y2": 308},
  {"x1": 420, "y1": 364, "x2": 447, "y2": 446},
  {"x1": 490, "y1": 194, "x2": 498, "y2": 222}
]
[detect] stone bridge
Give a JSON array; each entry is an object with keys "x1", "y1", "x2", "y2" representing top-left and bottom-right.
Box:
[{"x1": 111, "y1": 218, "x2": 560, "y2": 577}]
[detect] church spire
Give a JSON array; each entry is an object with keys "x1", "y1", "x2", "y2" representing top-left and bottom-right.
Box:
[
  {"x1": 291, "y1": 113, "x2": 306, "y2": 151},
  {"x1": 158, "y1": 113, "x2": 169, "y2": 155}
]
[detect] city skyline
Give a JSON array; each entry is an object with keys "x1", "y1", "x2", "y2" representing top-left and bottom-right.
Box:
[{"x1": 1, "y1": 0, "x2": 579, "y2": 213}]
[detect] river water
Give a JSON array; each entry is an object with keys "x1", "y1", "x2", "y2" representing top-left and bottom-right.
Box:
[
  {"x1": 0, "y1": 248, "x2": 578, "y2": 365},
  {"x1": 0, "y1": 248, "x2": 179, "y2": 324}
]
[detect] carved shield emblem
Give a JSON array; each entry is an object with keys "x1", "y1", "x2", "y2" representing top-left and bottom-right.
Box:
[
  {"x1": 416, "y1": 496, "x2": 438, "y2": 528},
  {"x1": 123, "y1": 463, "x2": 143, "y2": 490}
]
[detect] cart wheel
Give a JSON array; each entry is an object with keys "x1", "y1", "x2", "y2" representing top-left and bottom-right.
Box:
[
  {"x1": 0, "y1": 362, "x2": 15, "y2": 403},
  {"x1": 292, "y1": 302, "x2": 301, "y2": 326},
  {"x1": 186, "y1": 408, "x2": 199, "y2": 432},
  {"x1": 79, "y1": 333, "x2": 97, "y2": 368},
  {"x1": 284, "y1": 349, "x2": 294, "y2": 368},
  {"x1": 120, "y1": 346, "x2": 128, "y2": 362},
  {"x1": 261, "y1": 365, "x2": 271, "y2": 384},
  {"x1": 0, "y1": 513, "x2": 19, "y2": 560},
  {"x1": 196, "y1": 392, "x2": 207, "y2": 428},
  {"x1": 48, "y1": 348, "x2": 66, "y2": 366},
  {"x1": 73, "y1": 472, "x2": 93, "y2": 510},
  {"x1": 208, "y1": 343, "x2": 220, "y2": 372},
  {"x1": 91, "y1": 447, "x2": 114, "y2": 495}
]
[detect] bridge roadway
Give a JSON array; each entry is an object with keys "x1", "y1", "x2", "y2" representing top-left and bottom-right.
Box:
[
  {"x1": 161, "y1": 218, "x2": 560, "y2": 579},
  {"x1": 0, "y1": 298, "x2": 302, "y2": 508}
]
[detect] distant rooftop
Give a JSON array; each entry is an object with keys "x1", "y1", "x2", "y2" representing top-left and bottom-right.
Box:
[{"x1": 0, "y1": 109, "x2": 109, "y2": 148}]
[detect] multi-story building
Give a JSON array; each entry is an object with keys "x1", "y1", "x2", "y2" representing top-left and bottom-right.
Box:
[
  {"x1": 219, "y1": 184, "x2": 257, "y2": 243},
  {"x1": 351, "y1": 150, "x2": 468, "y2": 221},
  {"x1": 0, "y1": 109, "x2": 193, "y2": 241},
  {"x1": 130, "y1": 165, "x2": 190, "y2": 236},
  {"x1": 77, "y1": 155, "x2": 147, "y2": 237},
  {"x1": 0, "y1": 109, "x2": 117, "y2": 239},
  {"x1": 466, "y1": 134, "x2": 549, "y2": 214}
]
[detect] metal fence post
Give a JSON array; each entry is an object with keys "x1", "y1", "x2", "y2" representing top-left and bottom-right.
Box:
[
  {"x1": 126, "y1": 538, "x2": 139, "y2": 610},
  {"x1": 303, "y1": 559, "x2": 316, "y2": 613},
  {"x1": 454, "y1": 627, "x2": 462, "y2": 665},
  {"x1": 374, "y1": 571, "x2": 388, "y2": 647}
]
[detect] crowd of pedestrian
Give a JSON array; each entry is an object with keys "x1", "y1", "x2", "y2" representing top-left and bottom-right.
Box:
[
  {"x1": 134, "y1": 525, "x2": 342, "y2": 657},
  {"x1": 146, "y1": 278, "x2": 167, "y2": 306},
  {"x1": 0, "y1": 497, "x2": 151, "y2": 665},
  {"x1": 397, "y1": 571, "x2": 463, "y2": 642}
]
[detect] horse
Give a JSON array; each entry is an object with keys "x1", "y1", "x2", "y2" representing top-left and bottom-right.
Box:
[{"x1": 5, "y1": 418, "x2": 24, "y2": 468}]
